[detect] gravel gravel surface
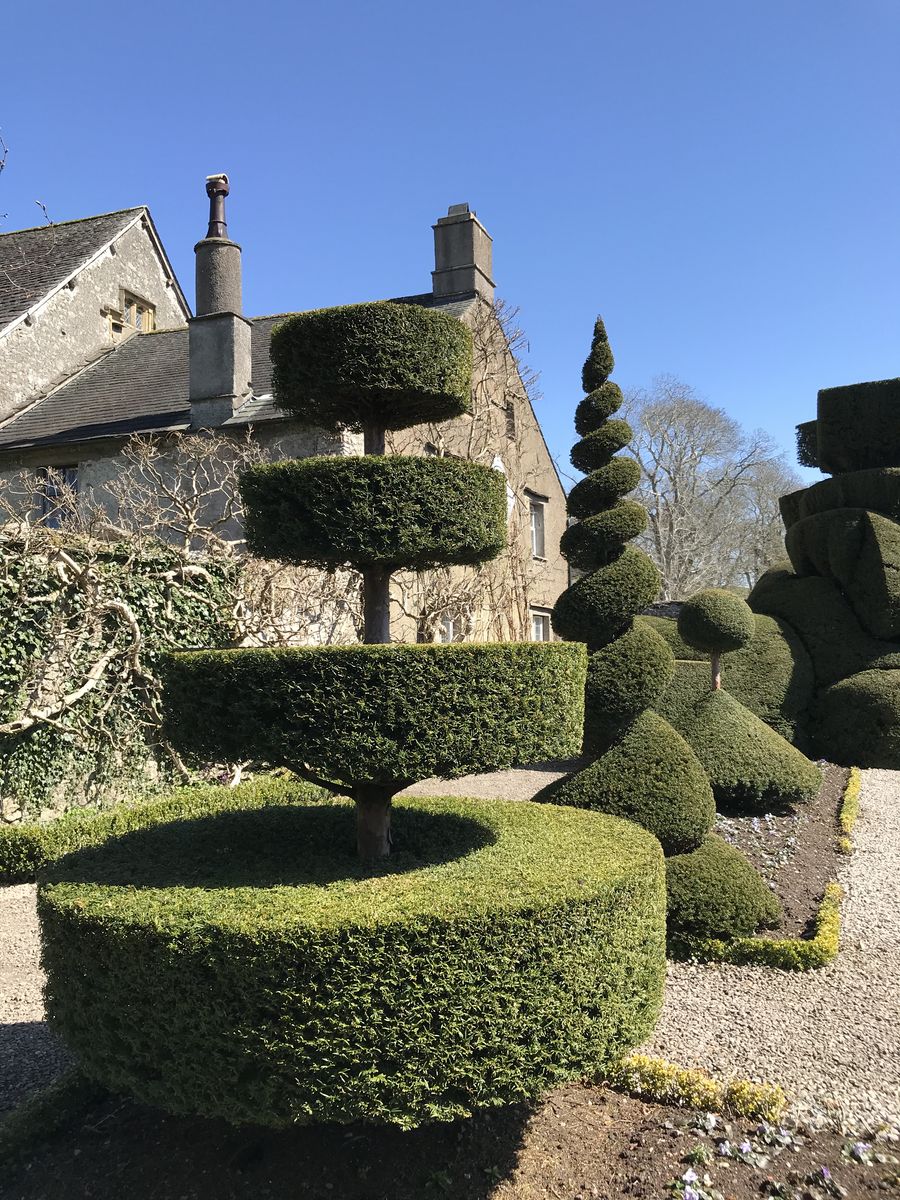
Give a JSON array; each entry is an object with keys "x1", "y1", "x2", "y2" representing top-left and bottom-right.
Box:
[
  {"x1": 643, "y1": 767, "x2": 900, "y2": 1136},
  {"x1": 0, "y1": 883, "x2": 71, "y2": 1114},
  {"x1": 2, "y1": 764, "x2": 897, "y2": 1137}
]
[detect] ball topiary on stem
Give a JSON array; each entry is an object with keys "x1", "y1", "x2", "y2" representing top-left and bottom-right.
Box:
[{"x1": 678, "y1": 588, "x2": 756, "y2": 691}]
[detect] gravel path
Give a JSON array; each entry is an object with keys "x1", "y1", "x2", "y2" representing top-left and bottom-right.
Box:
[{"x1": 2, "y1": 765, "x2": 897, "y2": 1134}]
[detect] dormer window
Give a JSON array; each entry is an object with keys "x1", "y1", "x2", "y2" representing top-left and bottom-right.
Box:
[{"x1": 122, "y1": 292, "x2": 155, "y2": 332}]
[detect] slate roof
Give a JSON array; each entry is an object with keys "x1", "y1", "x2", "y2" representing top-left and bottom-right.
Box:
[
  {"x1": 0, "y1": 209, "x2": 145, "y2": 332},
  {"x1": 0, "y1": 296, "x2": 477, "y2": 452}
]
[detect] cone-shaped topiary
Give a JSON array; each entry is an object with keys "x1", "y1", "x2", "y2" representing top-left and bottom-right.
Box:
[
  {"x1": 666, "y1": 834, "x2": 783, "y2": 940},
  {"x1": 550, "y1": 316, "x2": 716, "y2": 864},
  {"x1": 163, "y1": 302, "x2": 588, "y2": 859}
]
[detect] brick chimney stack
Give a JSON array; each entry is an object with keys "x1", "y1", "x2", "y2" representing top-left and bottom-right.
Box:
[
  {"x1": 432, "y1": 204, "x2": 495, "y2": 302},
  {"x1": 189, "y1": 174, "x2": 252, "y2": 427}
]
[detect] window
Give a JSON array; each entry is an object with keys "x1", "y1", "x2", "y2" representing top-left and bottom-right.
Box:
[
  {"x1": 530, "y1": 608, "x2": 552, "y2": 642},
  {"x1": 121, "y1": 292, "x2": 155, "y2": 332},
  {"x1": 37, "y1": 466, "x2": 78, "y2": 529},
  {"x1": 439, "y1": 613, "x2": 468, "y2": 643},
  {"x1": 528, "y1": 495, "x2": 546, "y2": 558}
]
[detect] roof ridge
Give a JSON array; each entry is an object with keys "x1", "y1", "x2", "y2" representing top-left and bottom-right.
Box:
[{"x1": 0, "y1": 207, "x2": 145, "y2": 240}]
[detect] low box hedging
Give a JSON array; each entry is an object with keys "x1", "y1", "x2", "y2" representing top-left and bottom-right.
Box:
[
  {"x1": 668, "y1": 882, "x2": 843, "y2": 970},
  {"x1": 161, "y1": 642, "x2": 587, "y2": 789},
  {"x1": 839, "y1": 766, "x2": 862, "y2": 852},
  {"x1": 240, "y1": 456, "x2": 507, "y2": 570},
  {"x1": 567, "y1": 458, "x2": 642, "y2": 518},
  {"x1": 38, "y1": 795, "x2": 667, "y2": 1129},
  {"x1": 269, "y1": 302, "x2": 473, "y2": 432},
  {"x1": 817, "y1": 377, "x2": 900, "y2": 473},
  {"x1": 0, "y1": 777, "x2": 327, "y2": 884},
  {"x1": 606, "y1": 1055, "x2": 786, "y2": 1121}
]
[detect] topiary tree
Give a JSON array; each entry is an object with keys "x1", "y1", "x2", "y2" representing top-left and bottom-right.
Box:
[
  {"x1": 674, "y1": 588, "x2": 821, "y2": 812},
  {"x1": 39, "y1": 301, "x2": 667, "y2": 1132},
  {"x1": 160, "y1": 302, "x2": 586, "y2": 858},
  {"x1": 549, "y1": 319, "x2": 716, "y2": 858}
]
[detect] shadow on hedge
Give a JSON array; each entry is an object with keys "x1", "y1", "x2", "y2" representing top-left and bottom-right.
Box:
[{"x1": 45, "y1": 805, "x2": 497, "y2": 890}]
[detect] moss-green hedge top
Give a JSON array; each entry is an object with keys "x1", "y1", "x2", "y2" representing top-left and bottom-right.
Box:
[
  {"x1": 817, "y1": 378, "x2": 900, "y2": 473},
  {"x1": 40, "y1": 795, "x2": 666, "y2": 1128},
  {"x1": 241, "y1": 456, "x2": 507, "y2": 570},
  {"x1": 161, "y1": 642, "x2": 587, "y2": 791},
  {"x1": 581, "y1": 317, "x2": 615, "y2": 393},
  {"x1": 270, "y1": 302, "x2": 473, "y2": 432},
  {"x1": 678, "y1": 589, "x2": 756, "y2": 655}
]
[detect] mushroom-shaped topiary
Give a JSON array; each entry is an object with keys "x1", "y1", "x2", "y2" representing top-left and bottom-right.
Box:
[{"x1": 678, "y1": 589, "x2": 755, "y2": 691}]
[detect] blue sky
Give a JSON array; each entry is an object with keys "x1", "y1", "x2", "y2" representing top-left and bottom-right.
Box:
[{"x1": 3, "y1": 0, "x2": 898, "y2": 482}]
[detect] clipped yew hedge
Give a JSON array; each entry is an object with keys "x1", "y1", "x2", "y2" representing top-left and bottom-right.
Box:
[
  {"x1": 567, "y1": 458, "x2": 642, "y2": 518},
  {"x1": 816, "y1": 377, "x2": 900, "y2": 474},
  {"x1": 241, "y1": 456, "x2": 507, "y2": 570},
  {"x1": 552, "y1": 709, "x2": 714, "y2": 855},
  {"x1": 559, "y1": 502, "x2": 648, "y2": 573},
  {"x1": 161, "y1": 643, "x2": 587, "y2": 790},
  {"x1": 665, "y1": 835, "x2": 783, "y2": 941},
  {"x1": 270, "y1": 302, "x2": 473, "y2": 432},
  {"x1": 678, "y1": 589, "x2": 755, "y2": 655},
  {"x1": 815, "y1": 668, "x2": 900, "y2": 768},
  {"x1": 551, "y1": 546, "x2": 660, "y2": 651},
  {"x1": 583, "y1": 620, "x2": 675, "y2": 753},
  {"x1": 574, "y1": 382, "x2": 623, "y2": 435},
  {"x1": 570, "y1": 420, "x2": 633, "y2": 474},
  {"x1": 39, "y1": 795, "x2": 666, "y2": 1129},
  {"x1": 0, "y1": 778, "x2": 326, "y2": 884},
  {"x1": 779, "y1": 468, "x2": 900, "y2": 530}
]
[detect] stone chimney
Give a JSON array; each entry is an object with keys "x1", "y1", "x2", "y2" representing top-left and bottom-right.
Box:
[
  {"x1": 189, "y1": 174, "x2": 252, "y2": 427},
  {"x1": 432, "y1": 204, "x2": 495, "y2": 302}
]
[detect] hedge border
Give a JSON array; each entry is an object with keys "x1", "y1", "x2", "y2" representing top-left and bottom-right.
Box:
[
  {"x1": 605, "y1": 1054, "x2": 786, "y2": 1122},
  {"x1": 838, "y1": 766, "x2": 862, "y2": 854},
  {"x1": 666, "y1": 768, "x2": 858, "y2": 969},
  {"x1": 0, "y1": 778, "x2": 327, "y2": 884}
]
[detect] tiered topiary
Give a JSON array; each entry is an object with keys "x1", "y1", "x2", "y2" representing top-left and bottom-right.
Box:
[
  {"x1": 749, "y1": 376, "x2": 900, "y2": 767},
  {"x1": 662, "y1": 590, "x2": 821, "y2": 812},
  {"x1": 39, "y1": 301, "x2": 667, "y2": 1131},
  {"x1": 550, "y1": 319, "x2": 715, "y2": 856}
]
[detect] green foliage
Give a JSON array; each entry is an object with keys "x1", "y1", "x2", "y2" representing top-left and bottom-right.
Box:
[
  {"x1": 581, "y1": 317, "x2": 615, "y2": 392},
  {"x1": 665, "y1": 834, "x2": 783, "y2": 940},
  {"x1": 567, "y1": 458, "x2": 642, "y2": 518},
  {"x1": 0, "y1": 545, "x2": 236, "y2": 822},
  {"x1": 551, "y1": 546, "x2": 660, "y2": 652},
  {"x1": 583, "y1": 620, "x2": 675, "y2": 752},
  {"x1": 161, "y1": 642, "x2": 587, "y2": 793},
  {"x1": 269, "y1": 302, "x2": 473, "y2": 433},
  {"x1": 559, "y1": 501, "x2": 648, "y2": 573},
  {"x1": 673, "y1": 689, "x2": 821, "y2": 812},
  {"x1": 816, "y1": 377, "x2": 900, "y2": 473},
  {"x1": 0, "y1": 777, "x2": 326, "y2": 884},
  {"x1": 749, "y1": 565, "x2": 900, "y2": 687},
  {"x1": 795, "y1": 420, "x2": 819, "y2": 470},
  {"x1": 39, "y1": 793, "x2": 666, "y2": 1129},
  {"x1": 570, "y1": 419, "x2": 633, "y2": 474},
  {"x1": 240, "y1": 456, "x2": 507, "y2": 570},
  {"x1": 670, "y1": 882, "x2": 841, "y2": 970},
  {"x1": 785, "y1": 508, "x2": 900, "y2": 640},
  {"x1": 779, "y1": 468, "x2": 900, "y2": 530},
  {"x1": 551, "y1": 709, "x2": 714, "y2": 854},
  {"x1": 816, "y1": 669, "x2": 900, "y2": 768},
  {"x1": 574, "y1": 382, "x2": 623, "y2": 435},
  {"x1": 678, "y1": 589, "x2": 756, "y2": 655},
  {"x1": 649, "y1": 611, "x2": 815, "y2": 746}
]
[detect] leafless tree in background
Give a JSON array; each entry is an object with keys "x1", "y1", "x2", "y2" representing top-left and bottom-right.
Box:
[{"x1": 622, "y1": 375, "x2": 800, "y2": 599}]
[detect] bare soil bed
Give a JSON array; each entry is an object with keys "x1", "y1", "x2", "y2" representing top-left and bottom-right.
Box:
[
  {"x1": 4, "y1": 1081, "x2": 899, "y2": 1199},
  {"x1": 713, "y1": 763, "x2": 847, "y2": 938}
]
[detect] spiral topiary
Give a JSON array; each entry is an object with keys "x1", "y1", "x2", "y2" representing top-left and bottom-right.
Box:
[{"x1": 550, "y1": 318, "x2": 716, "y2": 862}]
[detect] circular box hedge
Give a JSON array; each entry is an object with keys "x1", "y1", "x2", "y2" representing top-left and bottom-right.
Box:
[
  {"x1": 160, "y1": 642, "x2": 587, "y2": 790},
  {"x1": 240, "y1": 455, "x2": 507, "y2": 570},
  {"x1": 39, "y1": 794, "x2": 666, "y2": 1129}
]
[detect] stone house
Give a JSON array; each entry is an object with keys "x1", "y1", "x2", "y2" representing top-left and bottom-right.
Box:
[{"x1": 0, "y1": 179, "x2": 568, "y2": 644}]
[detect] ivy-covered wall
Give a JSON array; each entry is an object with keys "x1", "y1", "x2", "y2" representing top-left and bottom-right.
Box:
[{"x1": 0, "y1": 540, "x2": 236, "y2": 822}]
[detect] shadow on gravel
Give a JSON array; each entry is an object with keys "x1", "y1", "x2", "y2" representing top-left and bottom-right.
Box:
[{"x1": 0, "y1": 1021, "x2": 70, "y2": 1116}]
